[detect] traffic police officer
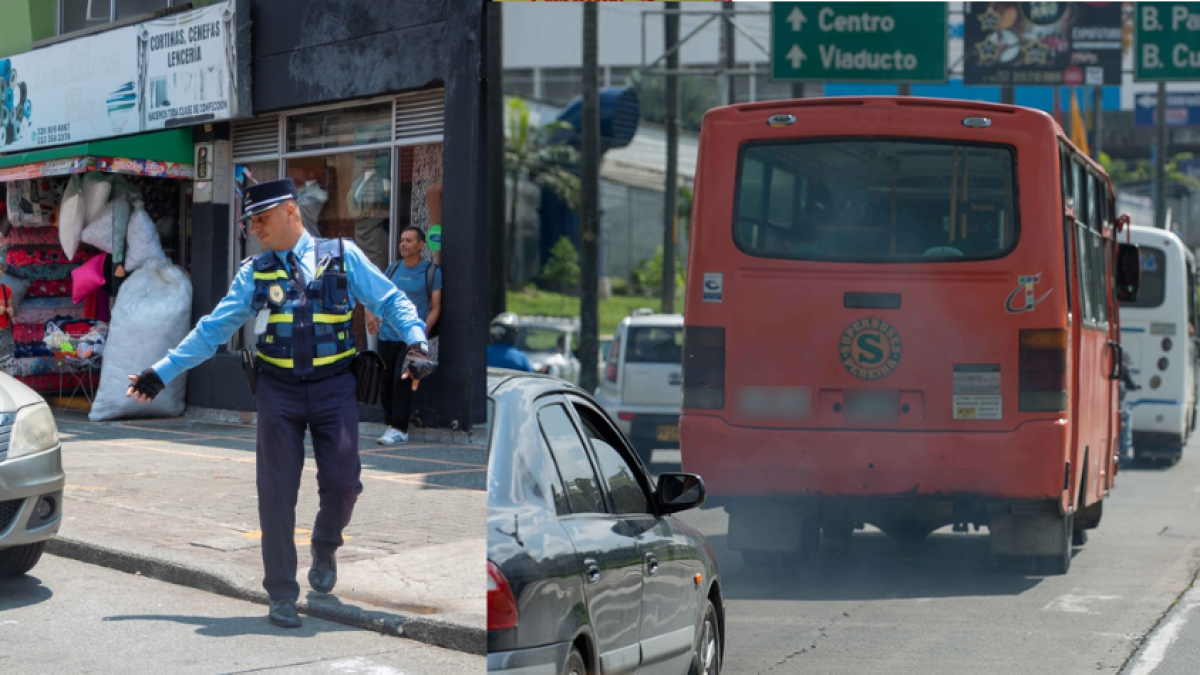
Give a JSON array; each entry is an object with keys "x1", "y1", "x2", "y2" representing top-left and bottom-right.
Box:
[{"x1": 126, "y1": 178, "x2": 434, "y2": 628}]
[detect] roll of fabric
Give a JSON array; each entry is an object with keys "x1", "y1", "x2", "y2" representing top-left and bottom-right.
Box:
[
  {"x1": 13, "y1": 323, "x2": 44, "y2": 343},
  {"x1": 26, "y1": 279, "x2": 72, "y2": 298}
]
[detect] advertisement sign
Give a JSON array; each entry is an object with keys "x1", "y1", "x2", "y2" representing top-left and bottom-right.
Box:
[
  {"x1": 963, "y1": 2, "x2": 1123, "y2": 86},
  {"x1": 1134, "y1": 92, "x2": 1200, "y2": 128},
  {"x1": 0, "y1": 0, "x2": 246, "y2": 153}
]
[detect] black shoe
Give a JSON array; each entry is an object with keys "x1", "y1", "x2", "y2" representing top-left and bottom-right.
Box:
[
  {"x1": 268, "y1": 598, "x2": 302, "y2": 628},
  {"x1": 309, "y1": 546, "x2": 337, "y2": 594}
]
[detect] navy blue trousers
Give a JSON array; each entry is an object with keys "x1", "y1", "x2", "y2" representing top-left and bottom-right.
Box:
[{"x1": 256, "y1": 371, "x2": 362, "y2": 601}]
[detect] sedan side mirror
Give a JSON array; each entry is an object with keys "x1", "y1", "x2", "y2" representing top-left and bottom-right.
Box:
[
  {"x1": 656, "y1": 472, "x2": 707, "y2": 514},
  {"x1": 1116, "y1": 243, "x2": 1141, "y2": 303}
]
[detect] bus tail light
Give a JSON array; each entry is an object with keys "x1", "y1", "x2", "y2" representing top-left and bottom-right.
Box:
[
  {"x1": 488, "y1": 561, "x2": 518, "y2": 631},
  {"x1": 1019, "y1": 329, "x2": 1067, "y2": 412},
  {"x1": 683, "y1": 326, "x2": 725, "y2": 410}
]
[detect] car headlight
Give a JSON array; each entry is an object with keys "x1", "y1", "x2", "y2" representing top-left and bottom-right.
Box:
[{"x1": 8, "y1": 403, "x2": 59, "y2": 460}]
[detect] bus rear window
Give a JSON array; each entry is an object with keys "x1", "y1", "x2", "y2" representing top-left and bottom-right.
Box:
[
  {"x1": 1127, "y1": 247, "x2": 1166, "y2": 308},
  {"x1": 734, "y1": 140, "x2": 1018, "y2": 263},
  {"x1": 625, "y1": 327, "x2": 683, "y2": 364}
]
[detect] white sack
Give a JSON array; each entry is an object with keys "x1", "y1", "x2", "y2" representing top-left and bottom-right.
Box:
[
  {"x1": 89, "y1": 257, "x2": 192, "y2": 421},
  {"x1": 82, "y1": 173, "x2": 112, "y2": 224},
  {"x1": 58, "y1": 174, "x2": 86, "y2": 259},
  {"x1": 80, "y1": 201, "x2": 115, "y2": 253},
  {"x1": 122, "y1": 199, "x2": 165, "y2": 272}
]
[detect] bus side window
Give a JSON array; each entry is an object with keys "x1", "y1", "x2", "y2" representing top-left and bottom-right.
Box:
[
  {"x1": 1073, "y1": 161, "x2": 1089, "y2": 227},
  {"x1": 1060, "y1": 146, "x2": 1073, "y2": 323},
  {"x1": 1089, "y1": 173, "x2": 1108, "y2": 325}
]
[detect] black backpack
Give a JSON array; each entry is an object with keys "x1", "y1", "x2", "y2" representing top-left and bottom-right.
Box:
[{"x1": 384, "y1": 259, "x2": 440, "y2": 339}]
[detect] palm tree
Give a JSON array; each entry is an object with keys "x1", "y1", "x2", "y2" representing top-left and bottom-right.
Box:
[{"x1": 505, "y1": 96, "x2": 581, "y2": 285}]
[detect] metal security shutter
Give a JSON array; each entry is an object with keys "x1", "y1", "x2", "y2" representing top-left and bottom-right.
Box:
[
  {"x1": 394, "y1": 88, "x2": 444, "y2": 145},
  {"x1": 231, "y1": 115, "x2": 281, "y2": 160}
]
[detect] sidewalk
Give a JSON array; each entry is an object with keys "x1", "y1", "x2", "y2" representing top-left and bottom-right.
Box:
[{"x1": 43, "y1": 407, "x2": 487, "y2": 655}]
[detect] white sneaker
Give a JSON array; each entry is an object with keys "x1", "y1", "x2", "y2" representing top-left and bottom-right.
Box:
[{"x1": 377, "y1": 427, "x2": 408, "y2": 445}]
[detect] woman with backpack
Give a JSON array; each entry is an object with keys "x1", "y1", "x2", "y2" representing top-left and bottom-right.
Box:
[{"x1": 366, "y1": 226, "x2": 442, "y2": 444}]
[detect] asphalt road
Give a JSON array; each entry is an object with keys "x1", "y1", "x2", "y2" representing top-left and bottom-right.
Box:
[
  {"x1": 642, "y1": 442, "x2": 1200, "y2": 675},
  {"x1": 0, "y1": 555, "x2": 484, "y2": 674}
]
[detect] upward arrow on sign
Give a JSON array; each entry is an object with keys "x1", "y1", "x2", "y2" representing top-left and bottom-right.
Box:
[
  {"x1": 787, "y1": 7, "x2": 807, "y2": 32},
  {"x1": 787, "y1": 45, "x2": 807, "y2": 68}
]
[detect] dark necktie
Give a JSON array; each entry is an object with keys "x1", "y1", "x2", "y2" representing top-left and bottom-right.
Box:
[{"x1": 287, "y1": 251, "x2": 307, "y2": 307}]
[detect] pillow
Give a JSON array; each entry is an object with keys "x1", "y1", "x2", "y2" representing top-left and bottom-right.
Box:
[
  {"x1": 72, "y1": 253, "x2": 108, "y2": 305},
  {"x1": 58, "y1": 174, "x2": 86, "y2": 259},
  {"x1": 0, "y1": 272, "x2": 31, "y2": 309},
  {"x1": 83, "y1": 173, "x2": 113, "y2": 224}
]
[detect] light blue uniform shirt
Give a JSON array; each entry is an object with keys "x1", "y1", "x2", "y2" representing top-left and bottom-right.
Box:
[
  {"x1": 152, "y1": 231, "x2": 427, "y2": 384},
  {"x1": 379, "y1": 259, "x2": 442, "y2": 342}
]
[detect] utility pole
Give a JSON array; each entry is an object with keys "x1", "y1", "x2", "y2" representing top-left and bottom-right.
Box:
[
  {"x1": 1091, "y1": 85, "x2": 1103, "y2": 162},
  {"x1": 1155, "y1": 81, "x2": 1167, "y2": 230},
  {"x1": 579, "y1": 2, "x2": 600, "y2": 394},
  {"x1": 1000, "y1": 85, "x2": 1014, "y2": 104},
  {"x1": 662, "y1": 1, "x2": 680, "y2": 314},
  {"x1": 485, "y1": 1, "x2": 506, "y2": 318},
  {"x1": 720, "y1": 1, "x2": 735, "y2": 106}
]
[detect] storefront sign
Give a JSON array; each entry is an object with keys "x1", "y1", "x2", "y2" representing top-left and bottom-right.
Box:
[
  {"x1": 0, "y1": 156, "x2": 192, "y2": 182},
  {"x1": 963, "y1": 2, "x2": 1123, "y2": 86},
  {"x1": 1134, "y1": 91, "x2": 1200, "y2": 128},
  {"x1": 0, "y1": 0, "x2": 249, "y2": 153}
]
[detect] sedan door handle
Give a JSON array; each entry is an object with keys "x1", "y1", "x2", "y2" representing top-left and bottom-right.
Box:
[
  {"x1": 646, "y1": 554, "x2": 659, "y2": 577},
  {"x1": 584, "y1": 559, "x2": 601, "y2": 585}
]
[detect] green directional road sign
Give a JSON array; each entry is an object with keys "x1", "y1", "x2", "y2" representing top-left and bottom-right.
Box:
[
  {"x1": 770, "y1": 2, "x2": 947, "y2": 83},
  {"x1": 1136, "y1": 2, "x2": 1200, "y2": 81}
]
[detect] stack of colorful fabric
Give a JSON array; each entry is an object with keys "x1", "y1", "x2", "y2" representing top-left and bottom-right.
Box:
[{"x1": 3, "y1": 225, "x2": 105, "y2": 393}]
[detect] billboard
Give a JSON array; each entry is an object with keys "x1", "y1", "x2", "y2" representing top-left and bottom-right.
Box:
[
  {"x1": 963, "y1": 2, "x2": 1123, "y2": 86},
  {"x1": 0, "y1": 0, "x2": 249, "y2": 152}
]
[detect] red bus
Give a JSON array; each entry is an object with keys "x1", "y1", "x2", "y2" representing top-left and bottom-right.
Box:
[{"x1": 681, "y1": 97, "x2": 1140, "y2": 574}]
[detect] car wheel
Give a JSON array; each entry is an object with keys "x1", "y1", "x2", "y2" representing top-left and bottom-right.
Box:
[
  {"x1": 0, "y1": 541, "x2": 47, "y2": 578},
  {"x1": 562, "y1": 645, "x2": 587, "y2": 675},
  {"x1": 689, "y1": 599, "x2": 721, "y2": 675}
]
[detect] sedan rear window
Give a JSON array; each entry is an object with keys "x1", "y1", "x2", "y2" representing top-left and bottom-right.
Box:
[
  {"x1": 626, "y1": 327, "x2": 683, "y2": 364},
  {"x1": 734, "y1": 140, "x2": 1018, "y2": 263}
]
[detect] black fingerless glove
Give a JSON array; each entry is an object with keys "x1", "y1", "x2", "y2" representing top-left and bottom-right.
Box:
[
  {"x1": 402, "y1": 344, "x2": 436, "y2": 381},
  {"x1": 132, "y1": 368, "x2": 165, "y2": 400}
]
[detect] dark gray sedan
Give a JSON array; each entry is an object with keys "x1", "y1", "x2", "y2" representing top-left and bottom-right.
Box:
[{"x1": 486, "y1": 369, "x2": 723, "y2": 675}]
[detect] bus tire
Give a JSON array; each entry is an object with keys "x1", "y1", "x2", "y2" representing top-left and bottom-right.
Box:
[{"x1": 1034, "y1": 514, "x2": 1073, "y2": 575}]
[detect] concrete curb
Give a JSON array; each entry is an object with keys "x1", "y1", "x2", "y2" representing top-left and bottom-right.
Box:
[
  {"x1": 182, "y1": 406, "x2": 489, "y2": 447},
  {"x1": 45, "y1": 535, "x2": 485, "y2": 655}
]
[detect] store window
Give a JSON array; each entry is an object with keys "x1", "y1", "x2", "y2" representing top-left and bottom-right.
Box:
[
  {"x1": 60, "y1": 0, "x2": 179, "y2": 35},
  {"x1": 230, "y1": 90, "x2": 446, "y2": 350}
]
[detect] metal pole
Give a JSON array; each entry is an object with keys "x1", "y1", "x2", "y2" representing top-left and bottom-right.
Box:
[
  {"x1": 662, "y1": 1, "x2": 680, "y2": 314},
  {"x1": 1000, "y1": 85, "x2": 1014, "y2": 104},
  {"x1": 1091, "y1": 85, "x2": 1103, "y2": 162},
  {"x1": 897, "y1": 83, "x2": 912, "y2": 96},
  {"x1": 485, "y1": 1, "x2": 506, "y2": 317},
  {"x1": 1156, "y1": 81, "x2": 1167, "y2": 230},
  {"x1": 579, "y1": 2, "x2": 600, "y2": 393},
  {"x1": 720, "y1": 1, "x2": 735, "y2": 106}
]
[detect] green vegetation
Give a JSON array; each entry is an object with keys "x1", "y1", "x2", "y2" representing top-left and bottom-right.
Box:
[
  {"x1": 506, "y1": 288, "x2": 681, "y2": 335},
  {"x1": 540, "y1": 236, "x2": 582, "y2": 293}
]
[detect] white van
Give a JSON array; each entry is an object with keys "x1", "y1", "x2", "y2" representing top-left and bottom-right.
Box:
[
  {"x1": 594, "y1": 312, "x2": 684, "y2": 464},
  {"x1": 1119, "y1": 225, "x2": 1199, "y2": 464}
]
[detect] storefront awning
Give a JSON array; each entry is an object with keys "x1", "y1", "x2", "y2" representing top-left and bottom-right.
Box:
[{"x1": 0, "y1": 129, "x2": 194, "y2": 181}]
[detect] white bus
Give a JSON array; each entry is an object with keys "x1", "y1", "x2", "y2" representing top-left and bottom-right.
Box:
[{"x1": 1119, "y1": 225, "x2": 1200, "y2": 465}]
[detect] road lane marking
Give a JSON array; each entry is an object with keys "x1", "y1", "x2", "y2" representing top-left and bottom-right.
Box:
[
  {"x1": 1043, "y1": 592, "x2": 1121, "y2": 614},
  {"x1": 330, "y1": 657, "x2": 405, "y2": 674},
  {"x1": 1129, "y1": 585, "x2": 1200, "y2": 675}
]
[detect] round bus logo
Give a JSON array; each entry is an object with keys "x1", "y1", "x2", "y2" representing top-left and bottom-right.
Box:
[{"x1": 840, "y1": 318, "x2": 902, "y2": 380}]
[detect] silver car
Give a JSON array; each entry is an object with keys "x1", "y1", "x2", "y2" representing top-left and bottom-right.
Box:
[
  {"x1": 518, "y1": 317, "x2": 581, "y2": 384},
  {"x1": 0, "y1": 376, "x2": 64, "y2": 578}
]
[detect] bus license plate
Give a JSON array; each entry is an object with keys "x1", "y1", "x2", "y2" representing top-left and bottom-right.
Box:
[
  {"x1": 656, "y1": 425, "x2": 680, "y2": 442},
  {"x1": 844, "y1": 391, "x2": 899, "y2": 422}
]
